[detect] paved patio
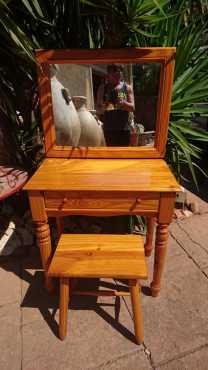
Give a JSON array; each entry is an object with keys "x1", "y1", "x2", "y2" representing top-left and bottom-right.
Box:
[{"x1": 1, "y1": 193, "x2": 208, "y2": 370}]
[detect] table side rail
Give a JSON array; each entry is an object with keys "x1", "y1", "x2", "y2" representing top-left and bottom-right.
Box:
[{"x1": 44, "y1": 190, "x2": 160, "y2": 216}]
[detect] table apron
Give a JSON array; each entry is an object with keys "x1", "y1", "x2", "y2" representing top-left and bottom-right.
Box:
[{"x1": 44, "y1": 191, "x2": 160, "y2": 216}]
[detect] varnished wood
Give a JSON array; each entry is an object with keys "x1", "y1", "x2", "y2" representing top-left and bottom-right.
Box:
[
  {"x1": 150, "y1": 223, "x2": 169, "y2": 297},
  {"x1": 45, "y1": 192, "x2": 159, "y2": 214},
  {"x1": 145, "y1": 217, "x2": 156, "y2": 257},
  {"x1": 35, "y1": 221, "x2": 54, "y2": 292},
  {"x1": 36, "y1": 222, "x2": 51, "y2": 270},
  {"x1": 36, "y1": 47, "x2": 176, "y2": 159},
  {"x1": 37, "y1": 62, "x2": 55, "y2": 153},
  {"x1": 28, "y1": 191, "x2": 53, "y2": 292},
  {"x1": 73, "y1": 290, "x2": 130, "y2": 297},
  {"x1": 56, "y1": 217, "x2": 64, "y2": 238},
  {"x1": 36, "y1": 47, "x2": 176, "y2": 64},
  {"x1": 158, "y1": 192, "x2": 176, "y2": 223},
  {"x1": 48, "y1": 234, "x2": 148, "y2": 279},
  {"x1": 50, "y1": 234, "x2": 146, "y2": 342},
  {"x1": 28, "y1": 190, "x2": 47, "y2": 221},
  {"x1": 59, "y1": 278, "x2": 69, "y2": 340},
  {"x1": 150, "y1": 192, "x2": 175, "y2": 296},
  {"x1": 129, "y1": 280, "x2": 144, "y2": 344},
  {"x1": 24, "y1": 158, "x2": 181, "y2": 192},
  {"x1": 47, "y1": 209, "x2": 157, "y2": 217},
  {"x1": 25, "y1": 159, "x2": 180, "y2": 296}
]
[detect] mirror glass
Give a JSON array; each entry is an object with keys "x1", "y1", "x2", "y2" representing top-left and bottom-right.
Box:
[{"x1": 50, "y1": 63, "x2": 161, "y2": 147}]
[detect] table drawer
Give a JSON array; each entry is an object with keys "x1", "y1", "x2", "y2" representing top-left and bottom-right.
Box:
[{"x1": 44, "y1": 191, "x2": 159, "y2": 213}]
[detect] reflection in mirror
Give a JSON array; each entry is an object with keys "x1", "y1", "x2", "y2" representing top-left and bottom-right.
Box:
[{"x1": 50, "y1": 63, "x2": 161, "y2": 147}]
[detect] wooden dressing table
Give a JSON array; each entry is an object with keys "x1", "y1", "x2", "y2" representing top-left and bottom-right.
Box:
[{"x1": 24, "y1": 48, "x2": 180, "y2": 297}]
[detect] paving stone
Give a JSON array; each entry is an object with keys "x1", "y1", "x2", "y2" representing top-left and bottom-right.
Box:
[
  {"x1": 146, "y1": 231, "x2": 185, "y2": 265},
  {"x1": 163, "y1": 233, "x2": 185, "y2": 258},
  {"x1": 0, "y1": 260, "x2": 21, "y2": 305},
  {"x1": 94, "y1": 348, "x2": 152, "y2": 370},
  {"x1": 185, "y1": 189, "x2": 208, "y2": 215},
  {"x1": 0, "y1": 303, "x2": 21, "y2": 370},
  {"x1": 156, "y1": 345, "x2": 208, "y2": 370},
  {"x1": 203, "y1": 267, "x2": 208, "y2": 279},
  {"x1": 21, "y1": 268, "x2": 59, "y2": 326},
  {"x1": 170, "y1": 216, "x2": 208, "y2": 269},
  {"x1": 143, "y1": 235, "x2": 185, "y2": 290},
  {"x1": 21, "y1": 252, "x2": 58, "y2": 326},
  {"x1": 22, "y1": 279, "x2": 143, "y2": 370},
  {"x1": 141, "y1": 252, "x2": 208, "y2": 366}
]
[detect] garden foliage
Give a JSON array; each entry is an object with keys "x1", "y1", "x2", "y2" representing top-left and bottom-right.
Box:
[{"x1": 0, "y1": 0, "x2": 208, "y2": 185}]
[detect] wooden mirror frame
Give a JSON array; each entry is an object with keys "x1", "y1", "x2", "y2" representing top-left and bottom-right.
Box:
[{"x1": 36, "y1": 47, "x2": 176, "y2": 159}]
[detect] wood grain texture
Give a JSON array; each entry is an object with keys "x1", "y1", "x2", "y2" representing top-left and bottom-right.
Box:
[
  {"x1": 73, "y1": 290, "x2": 130, "y2": 297},
  {"x1": 150, "y1": 223, "x2": 169, "y2": 297},
  {"x1": 48, "y1": 234, "x2": 148, "y2": 279},
  {"x1": 28, "y1": 191, "x2": 54, "y2": 292},
  {"x1": 56, "y1": 217, "x2": 64, "y2": 238},
  {"x1": 59, "y1": 278, "x2": 69, "y2": 340},
  {"x1": 145, "y1": 216, "x2": 156, "y2": 257},
  {"x1": 156, "y1": 56, "x2": 175, "y2": 157},
  {"x1": 44, "y1": 191, "x2": 159, "y2": 215},
  {"x1": 28, "y1": 191, "x2": 47, "y2": 221},
  {"x1": 158, "y1": 192, "x2": 176, "y2": 223},
  {"x1": 24, "y1": 158, "x2": 181, "y2": 192},
  {"x1": 129, "y1": 280, "x2": 144, "y2": 344},
  {"x1": 36, "y1": 47, "x2": 176, "y2": 64},
  {"x1": 35, "y1": 47, "x2": 176, "y2": 159},
  {"x1": 36, "y1": 221, "x2": 54, "y2": 292},
  {"x1": 37, "y1": 62, "x2": 55, "y2": 154}
]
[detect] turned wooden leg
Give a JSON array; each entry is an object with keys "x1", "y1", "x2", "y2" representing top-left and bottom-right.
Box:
[
  {"x1": 144, "y1": 216, "x2": 156, "y2": 257},
  {"x1": 56, "y1": 217, "x2": 64, "y2": 239},
  {"x1": 59, "y1": 278, "x2": 69, "y2": 340},
  {"x1": 129, "y1": 279, "x2": 144, "y2": 344},
  {"x1": 150, "y1": 223, "x2": 169, "y2": 297},
  {"x1": 36, "y1": 221, "x2": 54, "y2": 292}
]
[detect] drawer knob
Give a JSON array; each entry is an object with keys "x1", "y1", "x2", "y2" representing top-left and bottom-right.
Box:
[
  {"x1": 130, "y1": 198, "x2": 141, "y2": 211},
  {"x1": 58, "y1": 197, "x2": 68, "y2": 210}
]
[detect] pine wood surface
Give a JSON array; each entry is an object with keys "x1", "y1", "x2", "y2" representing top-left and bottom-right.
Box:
[
  {"x1": 59, "y1": 278, "x2": 69, "y2": 340},
  {"x1": 129, "y1": 280, "x2": 144, "y2": 344},
  {"x1": 36, "y1": 47, "x2": 176, "y2": 63},
  {"x1": 48, "y1": 234, "x2": 148, "y2": 279},
  {"x1": 44, "y1": 191, "x2": 159, "y2": 215},
  {"x1": 24, "y1": 158, "x2": 180, "y2": 192}
]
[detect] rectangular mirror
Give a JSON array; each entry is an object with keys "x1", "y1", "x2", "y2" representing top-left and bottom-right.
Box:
[{"x1": 36, "y1": 48, "x2": 176, "y2": 158}]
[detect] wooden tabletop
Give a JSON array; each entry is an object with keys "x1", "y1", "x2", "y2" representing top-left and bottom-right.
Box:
[{"x1": 23, "y1": 158, "x2": 181, "y2": 193}]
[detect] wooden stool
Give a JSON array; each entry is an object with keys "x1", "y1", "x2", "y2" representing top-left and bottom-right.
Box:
[{"x1": 48, "y1": 234, "x2": 148, "y2": 344}]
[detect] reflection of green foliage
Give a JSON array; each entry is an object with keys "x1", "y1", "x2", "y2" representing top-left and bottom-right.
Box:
[
  {"x1": 0, "y1": 0, "x2": 103, "y2": 172},
  {"x1": 133, "y1": 63, "x2": 161, "y2": 96},
  {"x1": 149, "y1": 8, "x2": 208, "y2": 188}
]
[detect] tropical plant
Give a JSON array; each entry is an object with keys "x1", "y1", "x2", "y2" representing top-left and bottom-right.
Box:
[
  {"x1": 84, "y1": 0, "x2": 208, "y2": 186},
  {"x1": 0, "y1": 0, "x2": 97, "y2": 171},
  {"x1": 147, "y1": 2, "x2": 208, "y2": 186},
  {"x1": 0, "y1": 0, "x2": 208, "y2": 186}
]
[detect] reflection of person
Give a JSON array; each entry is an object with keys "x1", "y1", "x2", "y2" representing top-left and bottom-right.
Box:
[{"x1": 96, "y1": 64, "x2": 135, "y2": 146}]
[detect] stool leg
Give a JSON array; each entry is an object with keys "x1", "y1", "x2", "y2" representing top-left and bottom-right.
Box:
[
  {"x1": 59, "y1": 278, "x2": 69, "y2": 340},
  {"x1": 129, "y1": 279, "x2": 144, "y2": 344}
]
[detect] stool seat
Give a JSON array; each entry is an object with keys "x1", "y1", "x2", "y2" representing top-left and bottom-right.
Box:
[
  {"x1": 47, "y1": 233, "x2": 148, "y2": 343},
  {"x1": 48, "y1": 234, "x2": 148, "y2": 280}
]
